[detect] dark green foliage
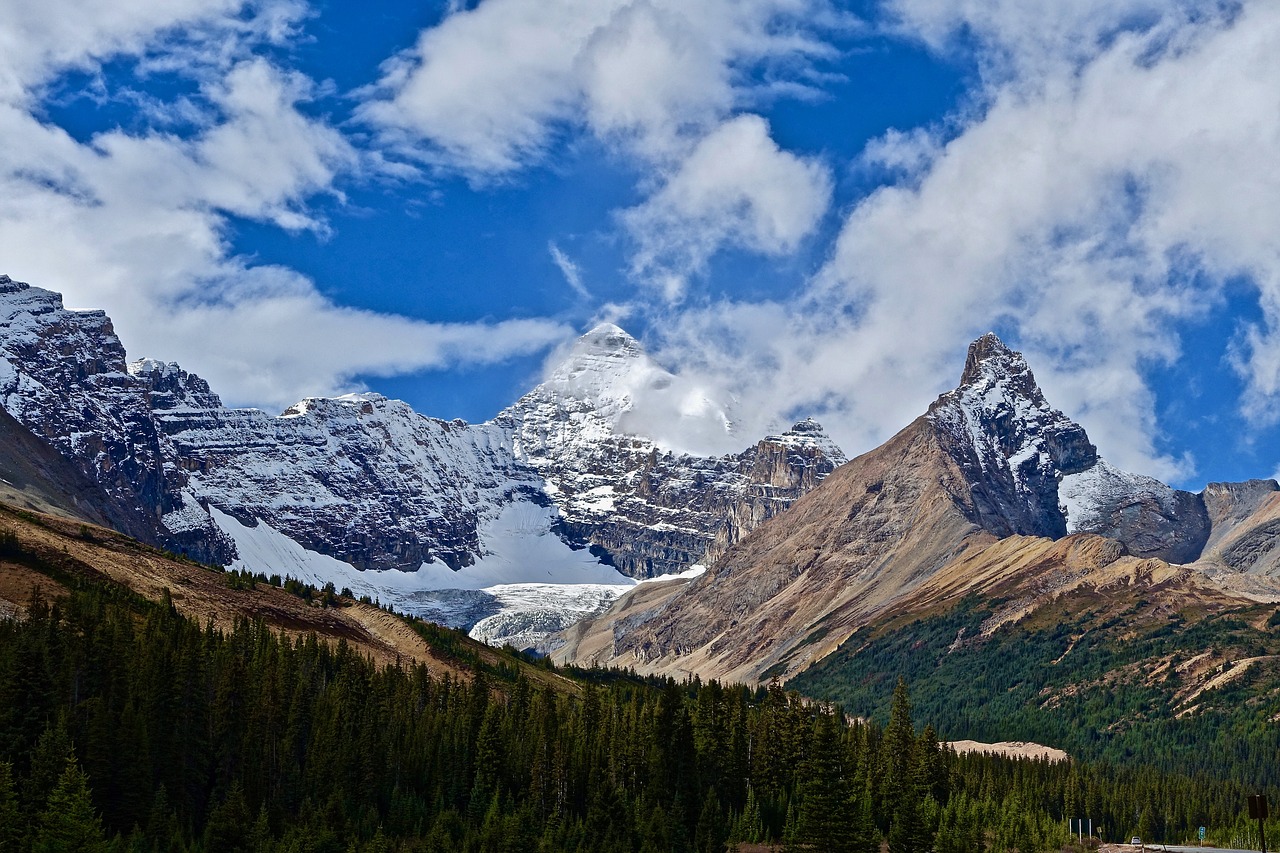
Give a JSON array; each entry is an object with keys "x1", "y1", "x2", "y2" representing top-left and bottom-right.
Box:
[
  {"x1": 791, "y1": 595, "x2": 1280, "y2": 787},
  {"x1": 0, "y1": 577, "x2": 1273, "y2": 851},
  {"x1": 32, "y1": 758, "x2": 109, "y2": 853},
  {"x1": 0, "y1": 761, "x2": 20, "y2": 853}
]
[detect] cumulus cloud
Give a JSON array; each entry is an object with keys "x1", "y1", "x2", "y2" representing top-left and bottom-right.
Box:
[
  {"x1": 634, "y1": 1, "x2": 1280, "y2": 483},
  {"x1": 361, "y1": 0, "x2": 836, "y2": 294},
  {"x1": 0, "y1": 0, "x2": 569, "y2": 410},
  {"x1": 622, "y1": 115, "x2": 832, "y2": 301}
]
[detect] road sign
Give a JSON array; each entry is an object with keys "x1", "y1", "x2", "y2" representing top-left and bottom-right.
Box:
[
  {"x1": 1248, "y1": 795, "x2": 1270, "y2": 853},
  {"x1": 1199, "y1": 825, "x2": 1206, "y2": 840}
]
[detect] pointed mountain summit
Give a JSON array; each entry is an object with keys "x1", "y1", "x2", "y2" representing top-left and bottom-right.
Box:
[
  {"x1": 927, "y1": 333, "x2": 1210, "y2": 562},
  {"x1": 509, "y1": 322, "x2": 735, "y2": 457},
  {"x1": 927, "y1": 332, "x2": 1097, "y2": 540},
  {"x1": 554, "y1": 333, "x2": 1228, "y2": 682},
  {"x1": 542, "y1": 323, "x2": 648, "y2": 403},
  {"x1": 497, "y1": 322, "x2": 843, "y2": 578}
]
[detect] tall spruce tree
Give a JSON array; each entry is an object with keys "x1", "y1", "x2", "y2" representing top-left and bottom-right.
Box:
[
  {"x1": 885, "y1": 678, "x2": 928, "y2": 853},
  {"x1": 32, "y1": 758, "x2": 108, "y2": 853},
  {"x1": 790, "y1": 709, "x2": 858, "y2": 852}
]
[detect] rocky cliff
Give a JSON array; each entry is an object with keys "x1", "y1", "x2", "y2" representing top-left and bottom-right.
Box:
[{"x1": 555, "y1": 332, "x2": 1278, "y2": 682}]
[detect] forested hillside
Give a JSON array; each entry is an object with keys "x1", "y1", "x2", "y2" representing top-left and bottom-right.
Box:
[
  {"x1": 2, "y1": 567, "x2": 1278, "y2": 852},
  {"x1": 791, "y1": 593, "x2": 1280, "y2": 790}
]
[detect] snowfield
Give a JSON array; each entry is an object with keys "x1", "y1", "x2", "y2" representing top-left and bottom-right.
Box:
[{"x1": 211, "y1": 504, "x2": 650, "y2": 650}]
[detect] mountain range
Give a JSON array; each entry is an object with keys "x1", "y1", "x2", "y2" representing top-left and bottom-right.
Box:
[
  {"x1": 0, "y1": 274, "x2": 843, "y2": 646},
  {"x1": 5, "y1": 271, "x2": 1280, "y2": 683},
  {"x1": 555, "y1": 332, "x2": 1280, "y2": 684},
  {"x1": 4, "y1": 270, "x2": 1280, "y2": 766}
]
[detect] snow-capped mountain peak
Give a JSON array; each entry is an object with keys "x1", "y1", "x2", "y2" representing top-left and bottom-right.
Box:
[
  {"x1": 926, "y1": 334, "x2": 1210, "y2": 562},
  {"x1": 926, "y1": 333, "x2": 1097, "y2": 539},
  {"x1": 509, "y1": 323, "x2": 736, "y2": 457},
  {"x1": 541, "y1": 323, "x2": 668, "y2": 416},
  {"x1": 930, "y1": 333, "x2": 1097, "y2": 480}
]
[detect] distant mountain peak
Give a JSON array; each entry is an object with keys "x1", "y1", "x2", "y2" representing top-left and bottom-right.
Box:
[
  {"x1": 762, "y1": 418, "x2": 847, "y2": 466},
  {"x1": 957, "y1": 332, "x2": 1042, "y2": 398},
  {"x1": 578, "y1": 322, "x2": 640, "y2": 350},
  {"x1": 926, "y1": 334, "x2": 1097, "y2": 540}
]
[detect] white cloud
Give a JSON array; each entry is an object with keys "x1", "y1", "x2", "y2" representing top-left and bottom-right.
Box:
[
  {"x1": 362, "y1": 0, "x2": 829, "y2": 172},
  {"x1": 146, "y1": 275, "x2": 568, "y2": 406},
  {"x1": 0, "y1": 2, "x2": 569, "y2": 411},
  {"x1": 885, "y1": 0, "x2": 1227, "y2": 82},
  {"x1": 622, "y1": 114, "x2": 832, "y2": 301},
  {"x1": 360, "y1": 0, "x2": 835, "y2": 294},
  {"x1": 0, "y1": 0, "x2": 308, "y2": 102},
  {"x1": 633, "y1": 1, "x2": 1280, "y2": 483}
]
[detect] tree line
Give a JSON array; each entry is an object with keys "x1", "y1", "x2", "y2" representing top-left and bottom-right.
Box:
[{"x1": 0, "y1": 575, "x2": 1275, "y2": 852}]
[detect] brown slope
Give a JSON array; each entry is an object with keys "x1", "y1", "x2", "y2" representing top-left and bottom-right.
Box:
[
  {"x1": 554, "y1": 414, "x2": 997, "y2": 683},
  {"x1": 0, "y1": 501, "x2": 578, "y2": 692}
]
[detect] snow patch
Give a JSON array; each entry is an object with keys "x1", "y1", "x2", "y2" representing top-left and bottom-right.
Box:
[{"x1": 1059, "y1": 459, "x2": 1177, "y2": 533}]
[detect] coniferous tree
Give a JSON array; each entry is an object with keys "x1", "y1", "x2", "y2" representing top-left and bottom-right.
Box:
[
  {"x1": 32, "y1": 758, "x2": 108, "y2": 853},
  {"x1": 25, "y1": 716, "x2": 72, "y2": 814},
  {"x1": 790, "y1": 709, "x2": 858, "y2": 852},
  {"x1": 885, "y1": 678, "x2": 927, "y2": 853},
  {"x1": 0, "y1": 761, "x2": 21, "y2": 853},
  {"x1": 203, "y1": 782, "x2": 252, "y2": 853}
]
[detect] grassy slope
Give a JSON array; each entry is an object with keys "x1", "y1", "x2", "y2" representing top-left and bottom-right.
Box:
[{"x1": 789, "y1": 581, "x2": 1280, "y2": 783}]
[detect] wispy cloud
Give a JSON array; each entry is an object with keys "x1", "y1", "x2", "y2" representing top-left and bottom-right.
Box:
[{"x1": 548, "y1": 242, "x2": 590, "y2": 300}]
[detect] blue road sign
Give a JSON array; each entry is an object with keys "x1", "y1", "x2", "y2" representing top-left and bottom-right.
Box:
[{"x1": 1199, "y1": 825, "x2": 1206, "y2": 840}]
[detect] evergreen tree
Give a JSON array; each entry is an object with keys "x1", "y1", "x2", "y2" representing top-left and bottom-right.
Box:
[
  {"x1": 790, "y1": 710, "x2": 857, "y2": 852},
  {"x1": 32, "y1": 758, "x2": 109, "y2": 853},
  {"x1": 695, "y1": 787, "x2": 727, "y2": 853},
  {"x1": 0, "y1": 761, "x2": 21, "y2": 853},
  {"x1": 885, "y1": 679, "x2": 927, "y2": 853},
  {"x1": 203, "y1": 782, "x2": 252, "y2": 853}
]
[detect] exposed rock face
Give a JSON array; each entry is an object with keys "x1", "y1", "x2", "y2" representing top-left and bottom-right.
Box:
[
  {"x1": 158, "y1": 394, "x2": 546, "y2": 572},
  {"x1": 1058, "y1": 461, "x2": 1210, "y2": 564},
  {"x1": 0, "y1": 279, "x2": 843, "y2": 583},
  {"x1": 1198, "y1": 479, "x2": 1280, "y2": 575},
  {"x1": 557, "y1": 415, "x2": 995, "y2": 682},
  {"x1": 928, "y1": 333, "x2": 1097, "y2": 539},
  {"x1": 0, "y1": 404, "x2": 145, "y2": 531},
  {"x1": 497, "y1": 324, "x2": 845, "y2": 577},
  {"x1": 930, "y1": 333, "x2": 1210, "y2": 563},
  {"x1": 0, "y1": 276, "x2": 231, "y2": 561},
  {"x1": 554, "y1": 332, "x2": 1276, "y2": 684}
]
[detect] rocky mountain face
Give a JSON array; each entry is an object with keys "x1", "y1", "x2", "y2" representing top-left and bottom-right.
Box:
[
  {"x1": 497, "y1": 324, "x2": 845, "y2": 577},
  {"x1": 927, "y1": 333, "x2": 1211, "y2": 561},
  {"x1": 555, "y1": 333, "x2": 1280, "y2": 683},
  {"x1": 0, "y1": 277, "x2": 843, "y2": 598},
  {"x1": 0, "y1": 276, "x2": 232, "y2": 561}
]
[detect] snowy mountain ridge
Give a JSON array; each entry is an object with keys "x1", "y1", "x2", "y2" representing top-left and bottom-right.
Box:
[{"x1": 0, "y1": 275, "x2": 845, "y2": 646}]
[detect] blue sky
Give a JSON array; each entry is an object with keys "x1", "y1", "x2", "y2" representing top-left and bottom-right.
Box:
[{"x1": 1, "y1": 0, "x2": 1278, "y2": 489}]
